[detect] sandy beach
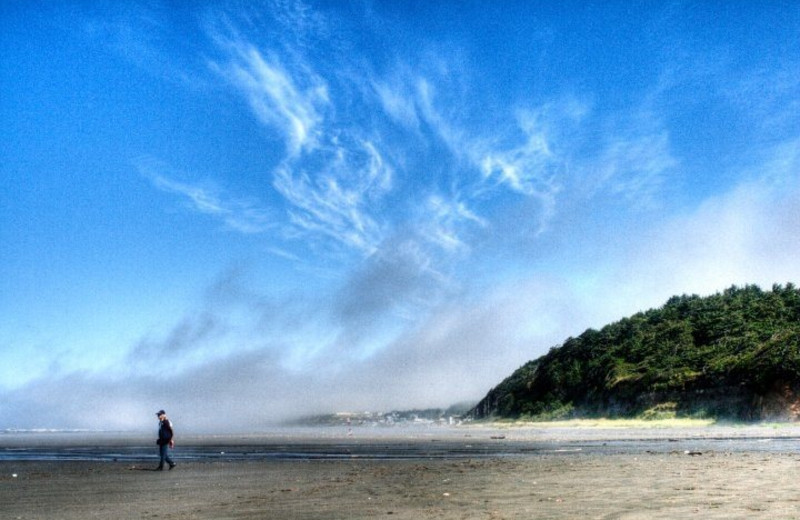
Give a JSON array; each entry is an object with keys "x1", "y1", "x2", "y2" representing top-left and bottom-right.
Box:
[{"x1": 3, "y1": 424, "x2": 800, "y2": 519}]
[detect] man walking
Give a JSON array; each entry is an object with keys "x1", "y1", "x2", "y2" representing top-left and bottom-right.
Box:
[{"x1": 156, "y1": 410, "x2": 177, "y2": 470}]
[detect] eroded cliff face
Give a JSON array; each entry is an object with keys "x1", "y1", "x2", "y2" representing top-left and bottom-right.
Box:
[
  {"x1": 754, "y1": 381, "x2": 800, "y2": 421},
  {"x1": 469, "y1": 383, "x2": 800, "y2": 422}
]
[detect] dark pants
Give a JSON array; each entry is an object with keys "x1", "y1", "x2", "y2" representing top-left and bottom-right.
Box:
[{"x1": 158, "y1": 443, "x2": 175, "y2": 468}]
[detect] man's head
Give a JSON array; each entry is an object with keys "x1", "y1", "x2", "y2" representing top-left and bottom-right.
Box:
[{"x1": 156, "y1": 410, "x2": 166, "y2": 420}]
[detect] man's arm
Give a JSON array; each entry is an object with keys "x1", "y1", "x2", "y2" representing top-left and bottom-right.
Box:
[{"x1": 168, "y1": 421, "x2": 175, "y2": 448}]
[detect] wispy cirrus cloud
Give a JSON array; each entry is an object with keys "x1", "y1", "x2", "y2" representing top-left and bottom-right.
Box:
[
  {"x1": 189, "y1": 9, "x2": 584, "y2": 267},
  {"x1": 586, "y1": 131, "x2": 677, "y2": 208},
  {"x1": 155, "y1": 6, "x2": 681, "y2": 277},
  {"x1": 476, "y1": 105, "x2": 579, "y2": 198},
  {"x1": 419, "y1": 195, "x2": 487, "y2": 254},
  {"x1": 373, "y1": 76, "x2": 421, "y2": 131},
  {"x1": 140, "y1": 161, "x2": 273, "y2": 234},
  {"x1": 273, "y1": 138, "x2": 394, "y2": 255},
  {"x1": 210, "y1": 39, "x2": 329, "y2": 155},
  {"x1": 412, "y1": 82, "x2": 578, "y2": 235},
  {"x1": 204, "y1": 17, "x2": 403, "y2": 258}
]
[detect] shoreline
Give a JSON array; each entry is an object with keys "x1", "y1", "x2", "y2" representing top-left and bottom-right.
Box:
[
  {"x1": 5, "y1": 419, "x2": 800, "y2": 447},
  {"x1": 4, "y1": 422, "x2": 800, "y2": 468}
]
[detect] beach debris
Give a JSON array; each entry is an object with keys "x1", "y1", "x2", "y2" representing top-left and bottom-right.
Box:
[
  {"x1": 12, "y1": 473, "x2": 17, "y2": 478},
  {"x1": 490, "y1": 435, "x2": 506, "y2": 439},
  {"x1": 443, "y1": 492, "x2": 451, "y2": 497},
  {"x1": 684, "y1": 450, "x2": 703, "y2": 456}
]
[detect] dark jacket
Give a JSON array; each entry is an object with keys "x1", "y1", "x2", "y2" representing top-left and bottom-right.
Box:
[{"x1": 157, "y1": 419, "x2": 174, "y2": 446}]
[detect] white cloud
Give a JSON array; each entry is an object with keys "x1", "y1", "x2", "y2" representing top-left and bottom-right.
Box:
[
  {"x1": 581, "y1": 138, "x2": 800, "y2": 318},
  {"x1": 212, "y1": 40, "x2": 329, "y2": 155},
  {"x1": 201, "y1": 25, "x2": 575, "y2": 267},
  {"x1": 0, "y1": 273, "x2": 577, "y2": 431},
  {"x1": 272, "y1": 139, "x2": 393, "y2": 255},
  {"x1": 141, "y1": 164, "x2": 273, "y2": 234},
  {"x1": 724, "y1": 60, "x2": 800, "y2": 133},
  {"x1": 586, "y1": 131, "x2": 677, "y2": 208},
  {"x1": 479, "y1": 111, "x2": 556, "y2": 196},
  {"x1": 373, "y1": 77, "x2": 421, "y2": 130},
  {"x1": 420, "y1": 195, "x2": 486, "y2": 254},
  {"x1": 407, "y1": 76, "x2": 574, "y2": 238}
]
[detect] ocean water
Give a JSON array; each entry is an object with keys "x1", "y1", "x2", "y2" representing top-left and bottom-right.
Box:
[{"x1": 3, "y1": 425, "x2": 800, "y2": 462}]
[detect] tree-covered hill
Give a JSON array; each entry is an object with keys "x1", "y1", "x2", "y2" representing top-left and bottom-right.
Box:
[{"x1": 470, "y1": 284, "x2": 800, "y2": 421}]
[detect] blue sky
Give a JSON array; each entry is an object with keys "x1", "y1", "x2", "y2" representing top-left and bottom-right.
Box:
[{"x1": 2, "y1": 1, "x2": 799, "y2": 431}]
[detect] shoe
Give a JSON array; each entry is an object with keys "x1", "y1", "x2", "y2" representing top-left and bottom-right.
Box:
[
  {"x1": 169, "y1": 463, "x2": 177, "y2": 470},
  {"x1": 156, "y1": 466, "x2": 164, "y2": 471}
]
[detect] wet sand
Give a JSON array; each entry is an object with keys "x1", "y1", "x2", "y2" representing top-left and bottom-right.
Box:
[
  {"x1": 3, "y1": 426, "x2": 800, "y2": 519},
  {"x1": 4, "y1": 453, "x2": 800, "y2": 519}
]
